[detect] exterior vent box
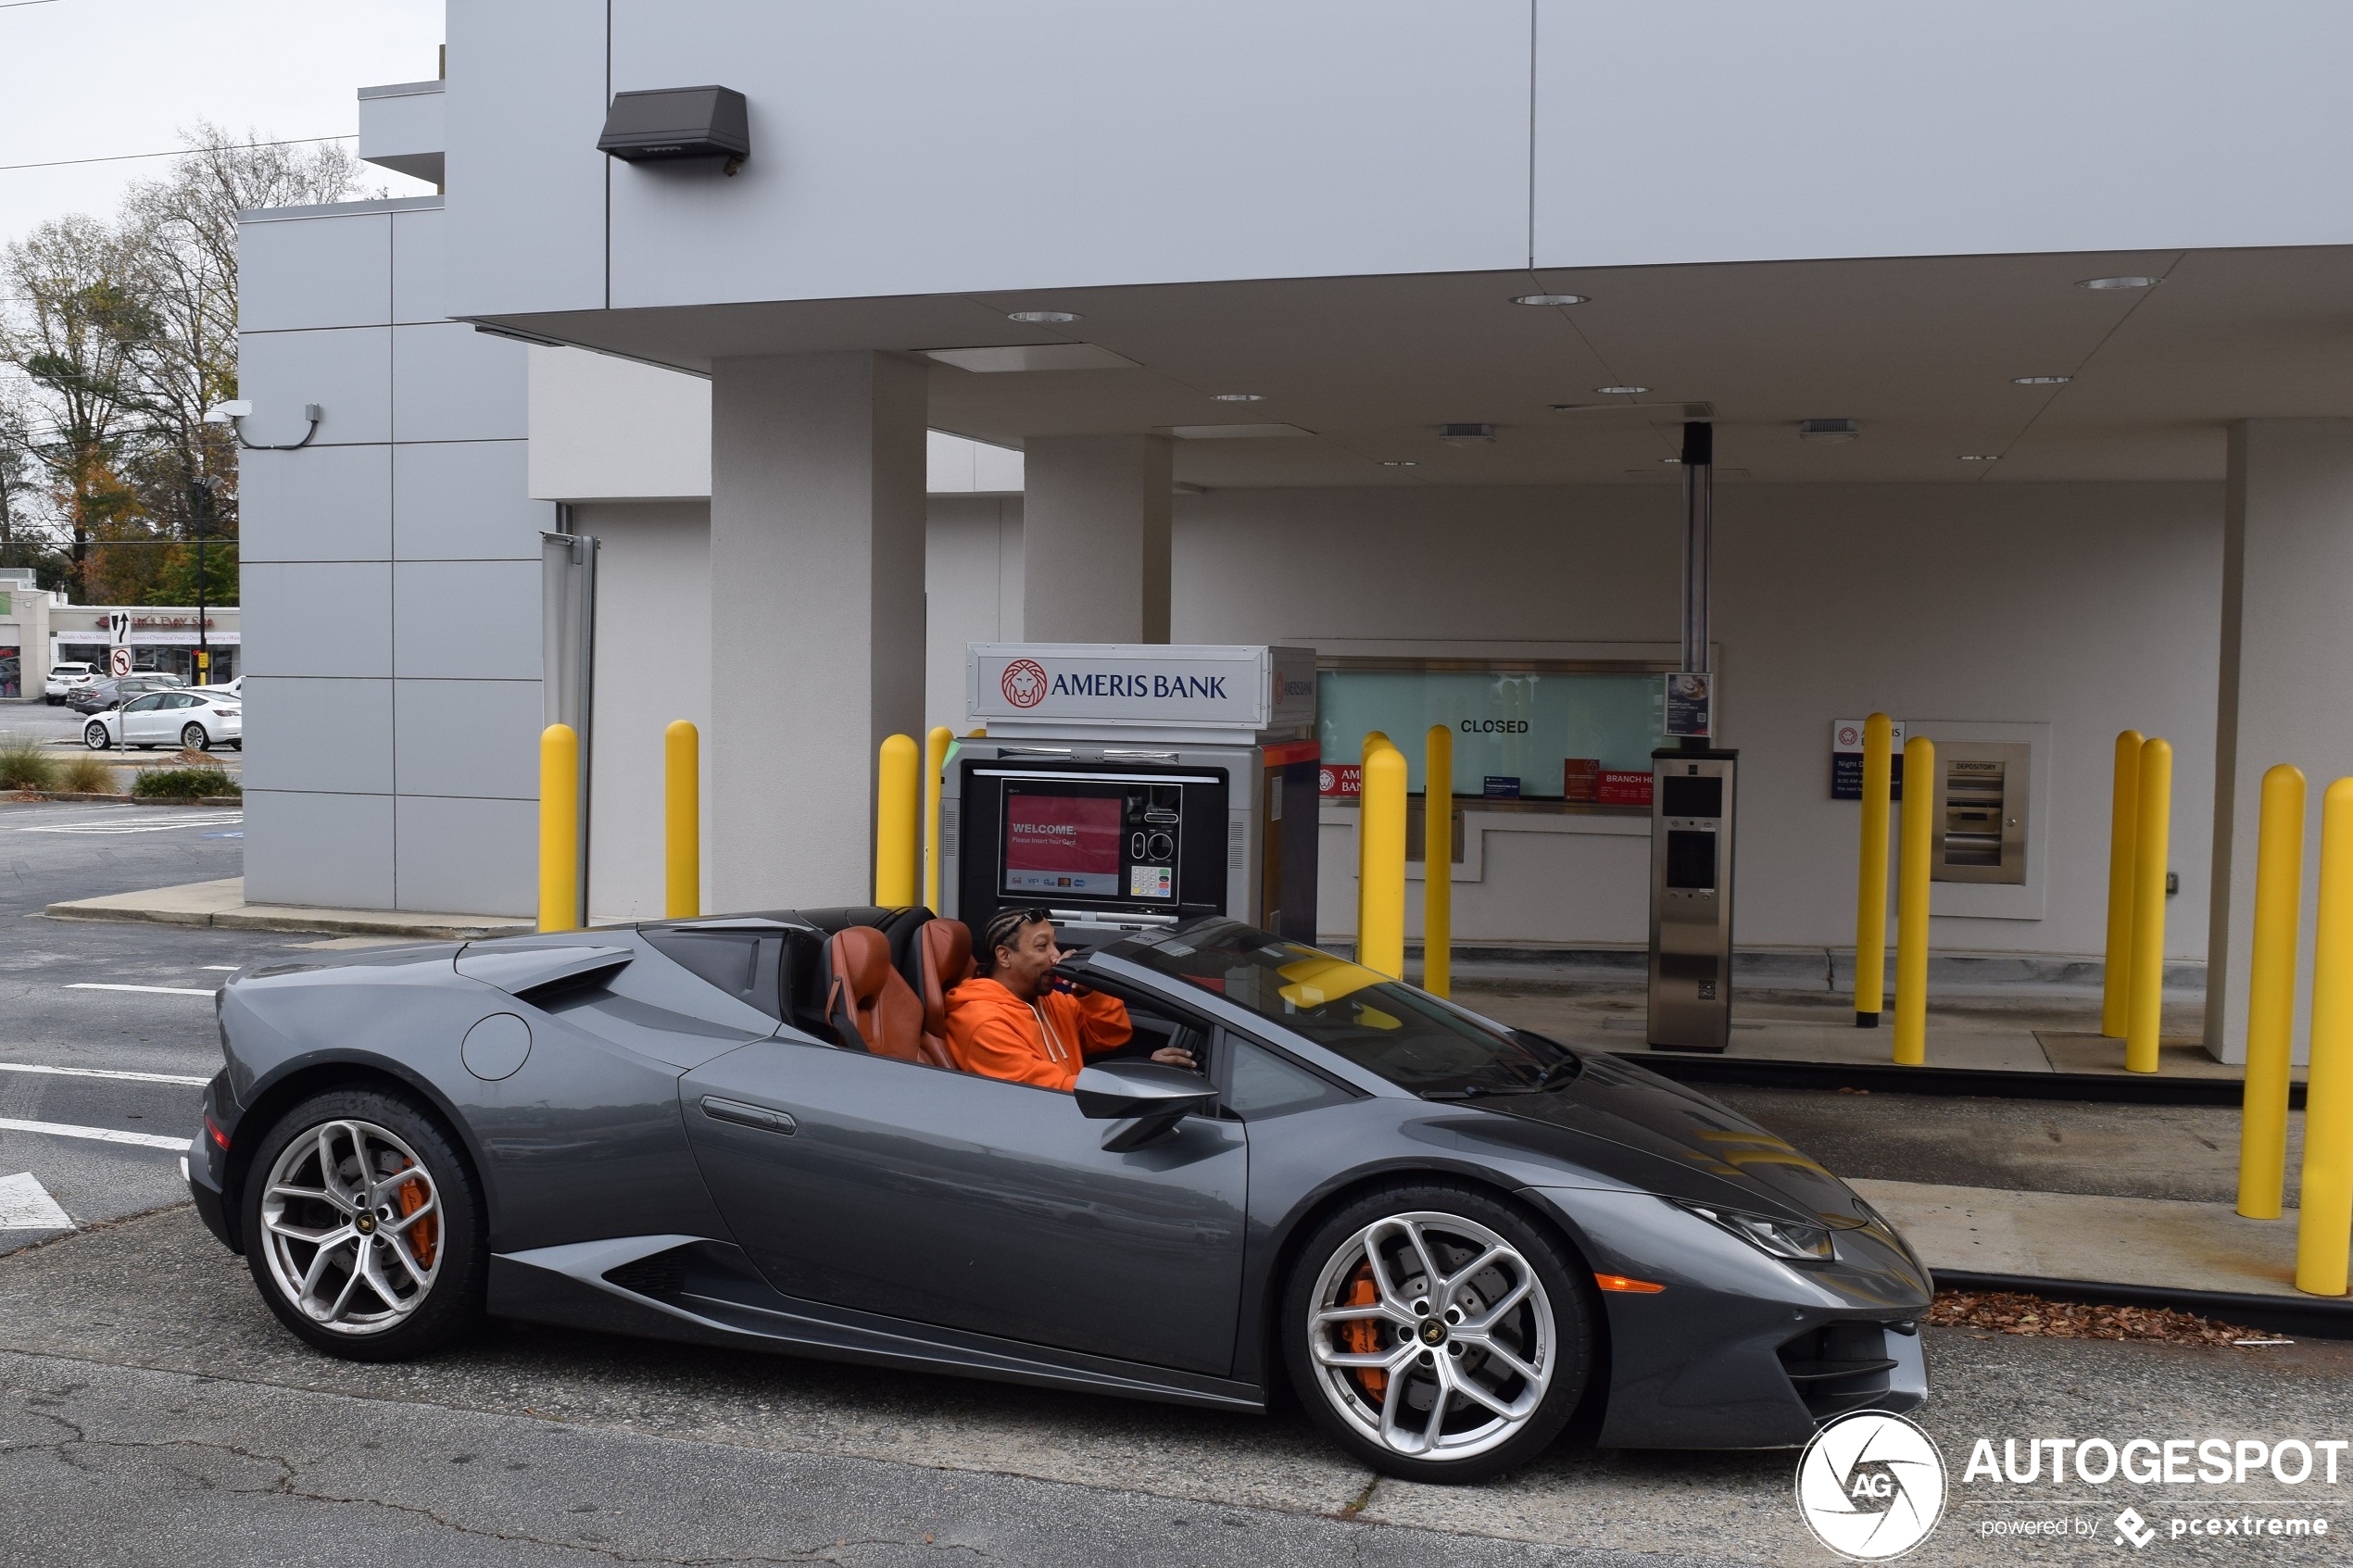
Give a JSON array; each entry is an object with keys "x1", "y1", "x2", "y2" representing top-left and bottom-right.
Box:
[{"x1": 598, "y1": 87, "x2": 749, "y2": 164}]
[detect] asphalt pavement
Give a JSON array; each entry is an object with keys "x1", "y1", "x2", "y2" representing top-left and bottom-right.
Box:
[{"x1": 5, "y1": 812, "x2": 2352, "y2": 1565}]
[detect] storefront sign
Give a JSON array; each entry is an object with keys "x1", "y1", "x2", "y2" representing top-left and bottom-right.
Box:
[
  {"x1": 1318, "y1": 763, "x2": 1362, "y2": 798},
  {"x1": 1831, "y1": 718, "x2": 1907, "y2": 801},
  {"x1": 1598, "y1": 771, "x2": 1653, "y2": 807},
  {"x1": 1664, "y1": 672, "x2": 1712, "y2": 738},
  {"x1": 969, "y1": 643, "x2": 1315, "y2": 732}
]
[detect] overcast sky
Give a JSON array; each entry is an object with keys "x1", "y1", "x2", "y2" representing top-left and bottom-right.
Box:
[{"x1": 1, "y1": 0, "x2": 443, "y2": 248}]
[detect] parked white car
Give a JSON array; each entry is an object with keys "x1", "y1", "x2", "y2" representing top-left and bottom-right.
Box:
[
  {"x1": 44, "y1": 662, "x2": 96, "y2": 705},
  {"x1": 203, "y1": 676, "x2": 241, "y2": 700},
  {"x1": 82, "y1": 689, "x2": 242, "y2": 752}
]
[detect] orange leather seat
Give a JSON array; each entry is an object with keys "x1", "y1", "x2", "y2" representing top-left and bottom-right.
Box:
[
  {"x1": 915, "y1": 920, "x2": 973, "y2": 1070},
  {"x1": 825, "y1": 926, "x2": 923, "y2": 1062}
]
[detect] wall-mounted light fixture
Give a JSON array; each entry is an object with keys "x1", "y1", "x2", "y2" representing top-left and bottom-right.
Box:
[
  {"x1": 598, "y1": 86, "x2": 750, "y2": 175},
  {"x1": 205, "y1": 401, "x2": 321, "y2": 451}
]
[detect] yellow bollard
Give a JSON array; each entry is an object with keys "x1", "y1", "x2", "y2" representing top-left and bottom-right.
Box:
[
  {"x1": 1361, "y1": 743, "x2": 1408, "y2": 978},
  {"x1": 1854, "y1": 713, "x2": 1894, "y2": 1027},
  {"x1": 1424, "y1": 724, "x2": 1453, "y2": 997},
  {"x1": 1893, "y1": 736, "x2": 1934, "y2": 1066},
  {"x1": 1357, "y1": 731, "x2": 1392, "y2": 944},
  {"x1": 875, "y1": 734, "x2": 920, "y2": 908},
  {"x1": 2297, "y1": 777, "x2": 2353, "y2": 1295},
  {"x1": 2101, "y1": 730, "x2": 2145, "y2": 1038},
  {"x1": 537, "y1": 723, "x2": 579, "y2": 934},
  {"x1": 924, "y1": 726, "x2": 952, "y2": 913},
  {"x1": 663, "y1": 720, "x2": 699, "y2": 920},
  {"x1": 2125, "y1": 736, "x2": 2173, "y2": 1073},
  {"x1": 2240, "y1": 763, "x2": 2307, "y2": 1219}
]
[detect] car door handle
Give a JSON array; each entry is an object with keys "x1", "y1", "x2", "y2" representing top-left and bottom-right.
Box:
[{"x1": 698, "y1": 1095, "x2": 797, "y2": 1136}]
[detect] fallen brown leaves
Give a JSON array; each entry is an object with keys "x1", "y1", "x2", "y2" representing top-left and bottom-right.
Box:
[{"x1": 1928, "y1": 1289, "x2": 2278, "y2": 1347}]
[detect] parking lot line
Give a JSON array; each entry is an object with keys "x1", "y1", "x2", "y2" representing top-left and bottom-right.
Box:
[
  {"x1": 65, "y1": 984, "x2": 216, "y2": 997},
  {"x1": 0, "y1": 1061, "x2": 210, "y2": 1086},
  {"x1": 0, "y1": 1117, "x2": 191, "y2": 1152},
  {"x1": 19, "y1": 812, "x2": 243, "y2": 836}
]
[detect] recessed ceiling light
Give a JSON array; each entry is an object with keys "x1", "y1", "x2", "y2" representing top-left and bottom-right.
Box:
[
  {"x1": 1380, "y1": 459, "x2": 1418, "y2": 468},
  {"x1": 1959, "y1": 454, "x2": 2003, "y2": 462},
  {"x1": 1512, "y1": 293, "x2": 1588, "y2": 307},
  {"x1": 1594, "y1": 384, "x2": 1649, "y2": 395},
  {"x1": 1660, "y1": 457, "x2": 1682, "y2": 465},
  {"x1": 1210, "y1": 393, "x2": 1264, "y2": 402},
  {"x1": 1006, "y1": 309, "x2": 1079, "y2": 323},
  {"x1": 2012, "y1": 374, "x2": 2072, "y2": 385},
  {"x1": 2077, "y1": 276, "x2": 2159, "y2": 291}
]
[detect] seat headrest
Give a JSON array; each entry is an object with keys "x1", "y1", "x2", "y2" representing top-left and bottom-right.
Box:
[
  {"x1": 922, "y1": 919, "x2": 972, "y2": 989},
  {"x1": 829, "y1": 925, "x2": 893, "y2": 997}
]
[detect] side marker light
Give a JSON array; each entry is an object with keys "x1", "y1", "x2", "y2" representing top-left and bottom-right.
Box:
[
  {"x1": 205, "y1": 1116, "x2": 230, "y2": 1150},
  {"x1": 1595, "y1": 1273, "x2": 1665, "y2": 1294}
]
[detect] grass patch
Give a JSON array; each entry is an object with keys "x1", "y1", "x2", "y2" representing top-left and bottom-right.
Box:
[
  {"x1": 0, "y1": 736, "x2": 58, "y2": 792},
  {"x1": 131, "y1": 766, "x2": 237, "y2": 800},
  {"x1": 54, "y1": 755, "x2": 120, "y2": 795}
]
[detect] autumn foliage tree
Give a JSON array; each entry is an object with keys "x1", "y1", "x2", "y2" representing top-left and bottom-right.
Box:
[{"x1": 0, "y1": 126, "x2": 370, "y2": 604}]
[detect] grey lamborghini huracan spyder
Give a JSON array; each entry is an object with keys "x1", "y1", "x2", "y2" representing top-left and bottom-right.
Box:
[{"x1": 189, "y1": 908, "x2": 1930, "y2": 1482}]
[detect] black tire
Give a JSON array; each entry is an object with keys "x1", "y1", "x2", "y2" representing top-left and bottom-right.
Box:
[
  {"x1": 241, "y1": 1086, "x2": 485, "y2": 1361},
  {"x1": 182, "y1": 722, "x2": 208, "y2": 751},
  {"x1": 82, "y1": 722, "x2": 108, "y2": 750},
  {"x1": 1282, "y1": 1182, "x2": 1594, "y2": 1483}
]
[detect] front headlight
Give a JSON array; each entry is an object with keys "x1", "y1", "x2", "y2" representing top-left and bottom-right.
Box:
[{"x1": 1672, "y1": 1199, "x2": 1834, "y2": 1263}]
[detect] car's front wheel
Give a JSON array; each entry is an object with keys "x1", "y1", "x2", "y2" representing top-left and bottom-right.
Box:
[
  {"x1": 181, "y1": 721, "x2": 208, "y2": 750},
  {"x1": 243, "y1": 1087, "x2": 485, "y2": 1361},
  {"x1": 82, "y1": 721, "x2": 109, "y2": 750},
  {"x1": 1284, "y1": 1184, "x2": 1593, "y2": 1482}
]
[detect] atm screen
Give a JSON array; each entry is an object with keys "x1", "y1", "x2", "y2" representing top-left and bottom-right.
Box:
[
  {"x1": 1003, "y1": 792, "x2": 1124, "y2": 897},
  {"x1": 1000, "y1": 780, "x2": 1183, "y2": 902}
]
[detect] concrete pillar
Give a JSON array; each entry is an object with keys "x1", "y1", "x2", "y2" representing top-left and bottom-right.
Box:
[
  {"x1": 708, "y1": 352, "x2": 926, "y2": 909},
  {"x1": 1019, "y1": 434, "x2": 1172, "y2": 643},
  {"x1": 2205, "y1": 420, "x2": 2353, "y2": 1062}
]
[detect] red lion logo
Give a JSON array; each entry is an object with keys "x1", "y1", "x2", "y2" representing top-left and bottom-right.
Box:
[{"x1": 1000, "y1": 659, "x2": 1049, "y2": 709}]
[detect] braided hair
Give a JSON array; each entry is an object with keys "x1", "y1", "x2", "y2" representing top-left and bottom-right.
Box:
[{"x1": 977, "y1": 906, "x2": 1052, "y2": 976}]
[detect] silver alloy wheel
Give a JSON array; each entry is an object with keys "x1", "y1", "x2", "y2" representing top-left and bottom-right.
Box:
[
  {"x1": 1307, "y1": 1210, "x2": 1554, "y2": 1461},
  {"x1": 82, "y1": 721, "x2": 107, "y2": 750},
  {"x1": 258, "y1": 1118, "x2": 443, "y2": 1336},
  {"x1": 182, "y1": 722, "x2": 208, "y2": 750}
]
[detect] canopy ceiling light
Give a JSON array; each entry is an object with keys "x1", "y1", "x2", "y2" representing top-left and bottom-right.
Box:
[
  {"x1": 1958, "y1": 453, "x2": 2003, "y2": 462},
  {"x1": 1511, "y1": 293, "x2": 1588, "y2": 306},
  {"x1": 1006, "y1": 309, "x2": 1080, "y2": 324},
  {"x1": 2077, "y1": 275, "x2": 2160, "y2": 290},
  {"x1": 1210, "y1": 393, "x2": 1264, "y2": 402},
  {"x1": 1166, "y1": 423, "x2": 1315, "y2": 439},
  {"x1": 1379, "y1": 459, "x2": 1419, "y2": 467},
  {"x1": 920, "y1": 344, "x2": 1139, "y2": 372},
  {"x1": 2011, "y1": 374, "x2": 2072, "y2": 385},
  {"x1": 1594, "y1": 384, "x2": 1649, "y2": 395},
  {"x1": 1797, "y1": 419, "x2": 1859, "y2": 442}
]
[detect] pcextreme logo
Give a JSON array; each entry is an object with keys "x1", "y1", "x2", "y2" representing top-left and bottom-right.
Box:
[{"x1": 1796, "y1": 1411, "x2": 1948, "y2": 1561}]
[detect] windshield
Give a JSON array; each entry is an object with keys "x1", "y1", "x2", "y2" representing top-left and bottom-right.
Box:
[{"x1": 1108, "y1": 921, "x2": 1574, "y2": 1097}]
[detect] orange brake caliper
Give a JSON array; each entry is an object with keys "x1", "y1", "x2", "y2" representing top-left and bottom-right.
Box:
[
  {"x1": 396, "y1": 1168, "x2": 437, "y2": 1270},
  {"x1": 1342, "y1": 1262, "x2": 1387, "y2": 1399}
]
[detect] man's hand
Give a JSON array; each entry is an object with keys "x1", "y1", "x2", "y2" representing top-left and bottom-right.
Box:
[{"x1": 1150, "y1": 1045, "x2": 1197, "y2": 1071}]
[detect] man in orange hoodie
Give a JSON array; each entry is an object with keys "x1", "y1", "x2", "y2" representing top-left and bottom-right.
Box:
[{"x1": 946, "y1": 907, "x2": 1197, "y2": 1090}]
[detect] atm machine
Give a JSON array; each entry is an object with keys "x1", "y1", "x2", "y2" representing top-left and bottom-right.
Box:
[
  {"x1": 1646, "y1": 746, "x2": 1738, "y2": 1052},
  {"x1": 940, "y1": 644, "x2": 1320, "y2": 948}
]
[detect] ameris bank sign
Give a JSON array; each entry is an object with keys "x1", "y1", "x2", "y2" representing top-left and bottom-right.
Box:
[{"x1": 968, "y1": 644, "x2": 1315, "y2": 731}]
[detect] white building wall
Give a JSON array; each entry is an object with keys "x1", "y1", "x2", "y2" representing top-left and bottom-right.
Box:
[
  {"x1": 240, "y1": 197, "x2": 549, "y2": 916},
  {"x1": 448, "y1": 1, "x2": 2353, "y2": 321},
  {"x1": 1174, "y1": 482, "x2": 2221, "y2": 959}
]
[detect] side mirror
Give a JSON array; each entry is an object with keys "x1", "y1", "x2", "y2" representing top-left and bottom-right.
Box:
[{"x1": 1073, "y1": 1060, "x2": 1219, "y2": 1152}]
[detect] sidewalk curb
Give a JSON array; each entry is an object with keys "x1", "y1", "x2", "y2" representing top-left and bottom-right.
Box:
[
  {"x1": 9, "y1": 792, "x2": 242, "y2": 806},
  {"x1": 45, "y1": 901, "x2": 526, "y2": 940},
  {"x1": 1934, "y1": 1270, "x2": 2353, "y2": 1341},
  {"x1": 1613, "y1": 1052, "x2": 2289, "y2": 1108}
]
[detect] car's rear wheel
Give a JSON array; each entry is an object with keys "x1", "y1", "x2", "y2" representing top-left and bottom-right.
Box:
[
  {"x1": 1283, "y1": 1184, "x2": 1593, "y2": 1482},
  {"x1": 82, "y1": 721, "x2": 108, "y2": 750},
  {"x1": 242, "y1": 1087, "x2": 484, "y2": 1361},
  {"x1": 181, "y1": 721, "x2": 208, "y2": 750}
]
